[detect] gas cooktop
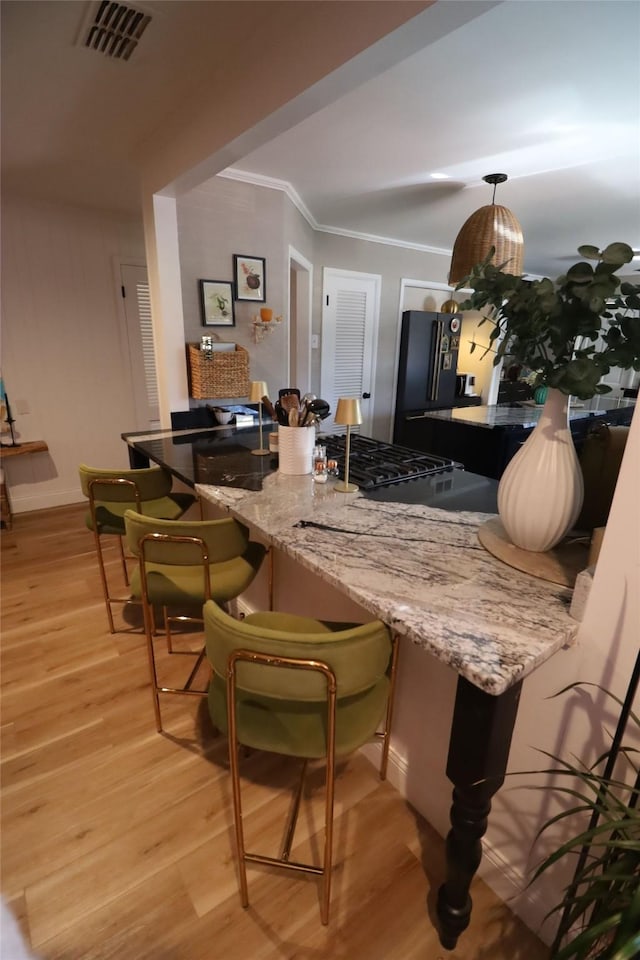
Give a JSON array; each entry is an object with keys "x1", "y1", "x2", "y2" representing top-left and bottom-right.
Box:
[{"x1": 321, "y1": 433, "x2": 459, "y2": 489}]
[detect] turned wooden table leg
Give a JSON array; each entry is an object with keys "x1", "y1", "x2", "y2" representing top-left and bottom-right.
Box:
[{"x1": 436, "y1": 676, "x2": 522, "y2": 950}]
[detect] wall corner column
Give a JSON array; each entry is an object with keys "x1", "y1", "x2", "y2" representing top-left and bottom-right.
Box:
[{"x1": 142, "y1": 192, "x2": 189, "y2": 426}]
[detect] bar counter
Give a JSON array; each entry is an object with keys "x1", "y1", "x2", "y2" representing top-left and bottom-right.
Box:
[
  {"x1": 195, "y1": 468, "x2": 576, "y2": 697},
  {"x1": 123, "y1": 424, "x2": 576, "y2": 695},
  {"x1": 123, "y1": 424, "x2": 578, "y2": 949}
]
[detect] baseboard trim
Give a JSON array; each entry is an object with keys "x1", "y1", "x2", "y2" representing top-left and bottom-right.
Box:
[{"x1": 10, "y1": 490, "x2": 84, "y2": 514}]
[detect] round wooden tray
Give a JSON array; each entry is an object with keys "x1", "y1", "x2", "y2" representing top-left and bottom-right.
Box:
[{"x1": 477, "y1": 518, "x2": 589, "y2": 586}]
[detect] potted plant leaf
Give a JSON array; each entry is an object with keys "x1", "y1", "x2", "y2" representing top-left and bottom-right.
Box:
[
  {"x1": 526, "y1": 681, "x2": 640, "y2": 959},
  {"x1": 457, "y1": 243, "x2": 640, "y2": 553}
]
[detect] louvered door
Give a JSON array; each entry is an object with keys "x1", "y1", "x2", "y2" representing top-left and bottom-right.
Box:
[
  {"x1": 320, "y1": 268, "x2": 380, "y2": 435},
  {"x1": 120, "y1": 263, "x2": 160, "y2": 429}
]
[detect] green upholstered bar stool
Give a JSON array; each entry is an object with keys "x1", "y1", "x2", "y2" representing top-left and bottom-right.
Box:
[
  {"x1": 125, "y1": 510, "x2": 267, "y2": 732},
  {"x1": 203, "y1": 599, "x2": 399, "y2": 924},
  {"x1": 78, "y1": 464, "x2": 197, "y2": 633}
]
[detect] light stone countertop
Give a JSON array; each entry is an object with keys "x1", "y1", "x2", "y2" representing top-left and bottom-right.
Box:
[
  {"x1": 420, "y1": 397, "x2": 635, "y2": 430},
  {"x1": 197, "y1": 473, "x2": 579, "y2": 697}
]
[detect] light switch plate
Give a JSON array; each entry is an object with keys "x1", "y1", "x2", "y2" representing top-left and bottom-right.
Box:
[{"x1": 311, "y1": 334, "x2": 319, "y2": 349}]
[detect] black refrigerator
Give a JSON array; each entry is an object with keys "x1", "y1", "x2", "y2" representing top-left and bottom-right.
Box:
[{"x1": 393, "y1": 310, "x2": 474, "y2": 447}]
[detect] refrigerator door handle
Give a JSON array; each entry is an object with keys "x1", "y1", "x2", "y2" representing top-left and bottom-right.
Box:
[{"x1": 429, "y1": 319, "x2": 444, "y2": 402}]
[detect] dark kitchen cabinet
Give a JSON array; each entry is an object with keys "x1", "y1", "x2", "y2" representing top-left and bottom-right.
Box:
[{"x1": 403, "y1": 417, "x2": 514, "y2": 478}]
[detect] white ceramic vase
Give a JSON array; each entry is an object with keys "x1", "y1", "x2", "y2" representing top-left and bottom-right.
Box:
[{"x1": 497, "y1": 387, "x2": 584, "y2": 552}]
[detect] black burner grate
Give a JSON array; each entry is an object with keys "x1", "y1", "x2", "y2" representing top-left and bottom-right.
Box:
[{"x1": 322, "y1": 434, "x2": 458, "y2": 489}]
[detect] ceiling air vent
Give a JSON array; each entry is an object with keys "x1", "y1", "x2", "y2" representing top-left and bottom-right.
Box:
[{"x1": 81, "y1": 1, "x2": 151, "y2": 61}]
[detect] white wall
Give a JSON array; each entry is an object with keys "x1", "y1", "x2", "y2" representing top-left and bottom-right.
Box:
[
  {"x1": 176, "y1": 178, "x2": 300, "y2": 400},
  {"x1": 1, "y1": 194, "x2": 145, "y2": 513}
]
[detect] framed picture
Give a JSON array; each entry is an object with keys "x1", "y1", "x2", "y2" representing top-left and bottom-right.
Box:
[
  {"x1": 233, "y1": 254, "x2": 266, "y2": 302},
  {"x1": 199, "y1": 279, "x2": 235, "y2": 326}
]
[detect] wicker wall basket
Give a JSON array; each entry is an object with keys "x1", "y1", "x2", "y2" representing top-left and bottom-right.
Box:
[{"x1": 187, "y1": 343, "x2": 250, "y2": 399}]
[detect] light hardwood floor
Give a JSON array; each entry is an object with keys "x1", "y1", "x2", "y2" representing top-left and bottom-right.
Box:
[{"x1": 1, "y1": 504, "x2": 549, "y2": 959}]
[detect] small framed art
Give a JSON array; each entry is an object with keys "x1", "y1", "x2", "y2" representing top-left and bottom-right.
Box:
[
  {"x1": 199, "y1": 279, "x2": 235, "y2": 326},
  {"x1": 234, "y1": 254, "x2": 266, "y2": 302}
]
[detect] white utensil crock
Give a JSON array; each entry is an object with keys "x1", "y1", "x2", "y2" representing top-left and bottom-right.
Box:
[{"x1": 278, "y1": 426, "x2": 315, "y2": 475}]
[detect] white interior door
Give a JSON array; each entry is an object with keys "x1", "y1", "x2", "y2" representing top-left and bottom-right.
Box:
[
  {"x1": 320, "y1": 268, "x2": 380, "y2": 435},
  {"x1": 120, "y1": 263, "x2": 159, "y2": 429}
]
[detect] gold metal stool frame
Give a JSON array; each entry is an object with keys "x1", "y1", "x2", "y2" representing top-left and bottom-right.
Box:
[
  {"x1": 138, "y1": 532, "x2": 212, "y2": 732},
  {"x1": 88, "y1": 476, "x2": 141, "y2": 633},
  {"x1": 226, "y1": 631, "x2": 399, "y2": 924}
]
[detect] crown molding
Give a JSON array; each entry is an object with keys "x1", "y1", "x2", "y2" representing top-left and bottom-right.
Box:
[
  {"x1": 217, "y1": 167, "x2": 452, "y2": 259},
  {"x1": 217, "y1": 168, "x2": 317, "y2": 227}
]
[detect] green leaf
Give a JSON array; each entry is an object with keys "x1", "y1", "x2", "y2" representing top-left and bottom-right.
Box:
[
  {"x1": 601, "y1": 242, "x2": 634, "y2": 265},
  {"x1": 566, "y1": 262, "x2": 594, "y2": 282},
  {"x1": 577, "y1": 244, "x2": 602, "y2": 261},
  {"x1": 456, "y1": 244, "x2": 640, "y2": 398},
  {"x1": 554, "y1": 911, "x2": 623, "y2": 959}
]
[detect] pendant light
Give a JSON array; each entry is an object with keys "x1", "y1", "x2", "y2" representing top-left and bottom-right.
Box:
[{"x1": 448, "y1": 173, "x2": 524, "y2": 284}]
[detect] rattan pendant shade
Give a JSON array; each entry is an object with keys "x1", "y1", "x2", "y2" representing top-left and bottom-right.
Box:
[{"x1": 449, "y1": 174, "x2": 524, "y2": 284}]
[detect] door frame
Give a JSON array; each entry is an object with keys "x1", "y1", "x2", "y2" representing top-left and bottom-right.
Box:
[{"x1": 288, "y1": 246, "x2": 313, "y2": 390}]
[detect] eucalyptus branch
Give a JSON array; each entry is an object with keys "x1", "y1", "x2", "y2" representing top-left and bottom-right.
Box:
[{"x1": 458, "y1": 242, "x2": 640, "y2": 400}]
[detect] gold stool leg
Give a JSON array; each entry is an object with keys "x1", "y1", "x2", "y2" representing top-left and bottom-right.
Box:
[
  {"x1": 226, "y1": 653, "x2": 338, "y2": 923},
  {"x1": 164, "y1": 605, "x2": 173, "y2": 653},
  {"x1": 227, "y1": 669, "x2": 249, "y2": 908},
  {"x1": 118, "y1": 535, "x2": 129, "y2": 586},
  {"x1": 141, "y1": 597, "x2": 163, "y2": 732},
  {"x1": 93, "y1": 530, "x2": 115, "y2": 634},
  {"x1": 380, "y1": 632, "x2": 400, "y2": 782},
  {"x1": 281, "y1": 760, "x2": 308, "y2": 862},
  {"x1": 321, "y1": 686, "x2": 337, "y2": 925}
]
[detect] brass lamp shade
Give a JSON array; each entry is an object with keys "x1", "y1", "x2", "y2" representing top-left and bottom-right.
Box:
[
  {"x1": 334, "y1": 397, "x2": 362, "y2": 494},
  {"x1": 449, "y1": 174, "x2": 524, "y2": 285},
  {"x1": 248, "y1": 380, "x2": 268, "y2": 403},
  {"x1": 334, "y1": 397, "x2": 363, "y2": 427}
]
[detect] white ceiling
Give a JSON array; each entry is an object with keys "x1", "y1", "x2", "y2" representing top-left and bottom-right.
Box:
[{"x1": 2, "y1": 0, "x2": 639, "y2": 279}]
